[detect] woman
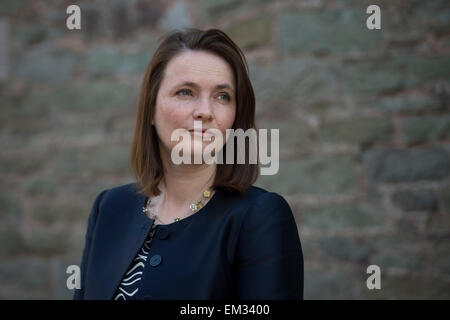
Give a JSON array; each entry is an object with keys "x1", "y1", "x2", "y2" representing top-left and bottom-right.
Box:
[{"x1": 73, "y1": 28, "x2": 303, "y2": 300}]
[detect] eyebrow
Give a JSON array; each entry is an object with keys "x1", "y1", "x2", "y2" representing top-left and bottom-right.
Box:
[{"x1": 174, "y1": 81, "x2": 234, "y2": 92}]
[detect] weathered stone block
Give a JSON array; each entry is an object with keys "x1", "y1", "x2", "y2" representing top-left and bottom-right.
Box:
[
  {"x1": 391, "y1": 189, "x2": 437, "y2": 212},
  {"x1": 279, "y1": 9, "x2": 382, "y2": 55},
  {"x1": 319, "y1": 117, "x2": 394, "y2": 147},
  {"x1": 226, "y1": 16, "x2": 272, "y2": 50},
  {"x1": 256, "y1": 155, "x2": 359, "y2": 196},
  {"x1": 403, "y1": 115, "x2": 450, "y2": 146},
  {"x1": 363, "y1": 148, "x2": 450, "y2": 183},
  {"x1": 299, "y1": 198, "x2": 384, "y2": 231}
]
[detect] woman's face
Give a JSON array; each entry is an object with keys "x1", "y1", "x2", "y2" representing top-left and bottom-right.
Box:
[{"x1": 153, "y1": 50, "x2": 236, "y2": 164}]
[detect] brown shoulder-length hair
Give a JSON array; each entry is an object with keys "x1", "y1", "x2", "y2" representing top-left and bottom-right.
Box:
[{"x1": 130, "y1": 28, "x2": 258, "y2": 197}]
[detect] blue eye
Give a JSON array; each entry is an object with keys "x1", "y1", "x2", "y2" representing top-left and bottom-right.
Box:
[
  {"x1": 176, "y1": 88, "x2": 192, "y2": 96},
  {"x1": 218, "y1": 93, "x2": 230, "y2": 102}
]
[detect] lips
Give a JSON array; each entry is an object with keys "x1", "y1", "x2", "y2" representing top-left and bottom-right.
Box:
[{"x1": 189, "y1": 129, "x2": 211, "y2": 137}]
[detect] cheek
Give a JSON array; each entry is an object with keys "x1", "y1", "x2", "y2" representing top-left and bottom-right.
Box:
[
  {"x1": 155, "y1": 100, "x2": 188, "y2": 132},
  {"x1": 216, "y1": 106, "x2": 236, "y2": 132}
]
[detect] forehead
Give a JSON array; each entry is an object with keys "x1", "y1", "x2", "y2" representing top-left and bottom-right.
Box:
[{"x1": 162, "y1": 50, "x2": 234, "y2": 89}]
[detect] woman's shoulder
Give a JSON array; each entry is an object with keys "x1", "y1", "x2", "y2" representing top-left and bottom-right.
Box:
[
  {"x1": 238, "y1": 185, "x2": 290, "y2": 207},
  {"x1": 227, "y1": 186, "x2": 299, "y2": 247},
  {"x1": 92, "y1": 182, "x2": 144, "y2": 208},
  {"x1": 222, "y1": 185, "x2": 293, "y2": 220},
  {"x1": 103, "y1": 182, "x2": 139, "y2": 196}
]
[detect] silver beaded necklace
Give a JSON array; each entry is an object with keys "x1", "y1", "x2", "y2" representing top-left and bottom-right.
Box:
[{"x1": 142, "y1": 188, "x2": 212, "y2": 224}]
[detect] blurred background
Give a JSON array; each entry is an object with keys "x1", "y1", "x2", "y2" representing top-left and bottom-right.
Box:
[{"x1": 0, "y1": 0, "x2": 449, "y2": 299}]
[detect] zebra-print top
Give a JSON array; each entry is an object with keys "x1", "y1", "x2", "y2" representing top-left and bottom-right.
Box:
[{"x1": 113, "y1": 223, "x2": 158, "y2": 300}]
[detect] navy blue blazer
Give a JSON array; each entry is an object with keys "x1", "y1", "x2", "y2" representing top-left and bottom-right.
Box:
[{"x1": 73, "y1": 182, "x2": 303, "y2": 300}]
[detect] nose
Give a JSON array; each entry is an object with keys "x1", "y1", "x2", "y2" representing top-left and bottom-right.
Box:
[{"x1": 193, "y1": 96, "x2": 213, "y2": 121}]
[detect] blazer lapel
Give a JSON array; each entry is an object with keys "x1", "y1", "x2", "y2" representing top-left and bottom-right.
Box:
[{"x1": 85, "y1": 185, "x2": 154, "y2": 300}]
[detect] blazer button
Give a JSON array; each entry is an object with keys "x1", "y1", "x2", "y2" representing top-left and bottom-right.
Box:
[
  {"x1": 149, "y1": 254, "x2": 162, "y2": 267},
  {"x1": 156, "y1": 226, "x2": 169, "y2": 240}
]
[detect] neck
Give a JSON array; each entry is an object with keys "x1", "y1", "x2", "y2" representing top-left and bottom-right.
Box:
[{"x1": 160, "y1": 152, "x2": 216, "y2": 209}]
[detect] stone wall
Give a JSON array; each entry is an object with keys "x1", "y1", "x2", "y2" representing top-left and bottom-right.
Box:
[{"x1": 0, "y1": 0, "x2": 449, "y2": 299}]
